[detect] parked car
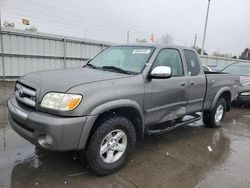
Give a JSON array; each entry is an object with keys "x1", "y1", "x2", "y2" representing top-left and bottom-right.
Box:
[
  {"x1": 8, "y1": 44, "x2": 239, "y2": 175},
  {"x1": 202, "y1": 64, "x2": 213, "y2": 72},
  {"x1": 222, "y1": 62, "x2": 250, "y2": 104}
]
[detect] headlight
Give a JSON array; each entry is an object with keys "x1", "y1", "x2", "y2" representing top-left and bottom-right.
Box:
[
  {"x1": 241, "y1": 82, "x2": 250, "y2": 87},
  {"x1": 41, "y1": 92, "x2": 82, "y2": 111}
]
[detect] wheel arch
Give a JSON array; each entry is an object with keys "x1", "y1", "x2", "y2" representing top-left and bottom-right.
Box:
[
  {"x1": 211, "y1": 87, "x2": 231, "y2": 111},
  {"x1": 78, "y1": 99, "x2": 144, "y2": 150}
]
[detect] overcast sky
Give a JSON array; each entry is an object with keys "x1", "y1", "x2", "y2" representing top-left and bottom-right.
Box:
[{"x1": 1, "y1": 0, "x2": 250, "y2": 55}]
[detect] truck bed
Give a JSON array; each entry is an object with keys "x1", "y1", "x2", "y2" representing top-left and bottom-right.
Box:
[{"x1": 203, "y1": 72, "x2": 240, "y2": 110}]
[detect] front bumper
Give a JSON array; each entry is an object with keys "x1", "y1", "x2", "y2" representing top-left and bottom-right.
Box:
[
  {"x1": 236, "y1": 87, "x2": 250, "y2": 104},
  {"x1": 8, "y1": 97, "x2": 87, "y2": 151},
  {"x1": 236, "y1": 95, "x2": 250, "y2": 104}
]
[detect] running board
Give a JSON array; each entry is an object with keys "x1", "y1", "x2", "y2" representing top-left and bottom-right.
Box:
[{"x1": 145, "y1": 114, "x2": 201, "y2": 135}]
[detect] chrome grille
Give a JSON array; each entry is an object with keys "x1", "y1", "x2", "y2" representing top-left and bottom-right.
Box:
[{"x1": 15, "y1": 82, "x2": 36, "y2": 107}]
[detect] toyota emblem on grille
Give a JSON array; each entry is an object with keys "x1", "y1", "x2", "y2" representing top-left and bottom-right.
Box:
[{"x1": 17, "y1": 87, "x2": 24, "y2": 97}]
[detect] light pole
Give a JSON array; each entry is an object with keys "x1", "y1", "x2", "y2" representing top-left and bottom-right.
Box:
[
  {"x1": 0, "y1": 10, "x2": 5, "y2": 81},
  {"x1": 201, "y1": 0, "x2": 211, "y2": 55}
]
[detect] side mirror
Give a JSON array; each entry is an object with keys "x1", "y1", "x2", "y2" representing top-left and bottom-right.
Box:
[{"x1": 149, "y1": 66, "x2": 172, "y2": 79}]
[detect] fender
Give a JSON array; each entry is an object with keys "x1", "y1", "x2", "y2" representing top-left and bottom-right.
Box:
[
  {"x1": 210, "y1": 87, "x2": 231, "y2": 110},
  {"x1": 77, "y1": 99, "x2": 144, "y2": 149}
]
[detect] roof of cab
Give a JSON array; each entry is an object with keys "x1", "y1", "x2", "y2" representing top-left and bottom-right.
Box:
[{"x1": 112, "y1": 43, "x2": 195, "y2": 51}]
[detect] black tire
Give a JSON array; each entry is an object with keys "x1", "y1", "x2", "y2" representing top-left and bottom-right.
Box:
[
  {"x1": 203, "y1": 98, "x2": 226, "y2": 128},
  {"x1": 86, "y1": 116, "x2": 136, "y2": 176}
]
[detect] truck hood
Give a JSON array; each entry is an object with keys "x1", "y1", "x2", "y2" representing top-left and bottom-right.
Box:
[{"x1": 19, "y1": 67, "x2": 132, "y2": 98}]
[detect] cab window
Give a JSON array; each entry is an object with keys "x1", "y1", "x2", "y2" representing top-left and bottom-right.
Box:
[
  {"x1": 152, "y1": 49, "x2": 184, "y2": 77},
  {"x1": 184, "y1": 50, "x2": 200, "y2": 76}
]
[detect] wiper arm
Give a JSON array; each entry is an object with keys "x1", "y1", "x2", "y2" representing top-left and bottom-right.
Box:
[
  {"x1": 85, "y1": 63, "x2": 96, "y2": 69},
  {"x1": 102, "y1": 66, "x2": 131, "y2": 74}
]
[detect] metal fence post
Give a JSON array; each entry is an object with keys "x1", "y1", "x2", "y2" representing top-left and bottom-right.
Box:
[
  {"x1": 216, "y1": 56, "x2": 219, "y2": 68},
  {"x1": 63, "y1": 38, "x2": 66, "y2": 68},
  {"x1": 0, "y1": 16, "x2": 5, "y2": 81},
  {"x1": 101, "y1": 44, "x2": 105, "y2": 51}
]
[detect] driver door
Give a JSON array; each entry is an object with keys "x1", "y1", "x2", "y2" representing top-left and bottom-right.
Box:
[{"x1": 144, "y1": 48, "x2": 188, "y2": 126}]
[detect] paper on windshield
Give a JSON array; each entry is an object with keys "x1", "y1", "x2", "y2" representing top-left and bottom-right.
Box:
[{"x1": 132, "y1": 49, "x2": 151, "y2": 54}]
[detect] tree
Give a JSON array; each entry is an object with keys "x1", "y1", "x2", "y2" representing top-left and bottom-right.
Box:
[
  {"x1": 195, "y1": 47, "x2": 208, "y2": 55},
  {"x1": 2, "y1": 21, "x2": 15, "y2": 28},
  {"x1": 158, "y1": 33, "x2": 173, "y2": 44},
  {"x1": 135, "y1": 38, "x2": 148, "y2": 43},
  {"x1": 25, "y1": 26, "x2": 38, "y2": 32},
  {"x1": 239, "y1": 48, "x2": 250, "y2": 60},
  {"x1": 212, "y1": 52, "x2": 231, "y2": 58}
]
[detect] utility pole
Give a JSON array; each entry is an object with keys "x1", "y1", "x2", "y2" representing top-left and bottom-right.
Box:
[
  {"x1": 0, "y1": 11, "x2": 5, "y2": 81},
  {"x1": 193, "y1": 34, "x2": 197, "y2": 49},
  {"x1": 126, "y1": 30, "x2": 130, "y2": 43},
  {"x1": 201, "y1": 0, "x2": 211, "y2": 55}
]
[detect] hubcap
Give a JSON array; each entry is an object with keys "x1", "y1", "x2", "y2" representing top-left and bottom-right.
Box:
[
  {"x1": 100, "y1": 129, "x2": 127, "y2": 163},
  {"x1": 215, "y1": 105, "x2": 224, "y2": 123}
]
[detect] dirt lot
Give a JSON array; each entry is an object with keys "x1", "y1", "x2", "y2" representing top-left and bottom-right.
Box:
[{"x1": 1, "y1": 81, "x2": 250, "y2": 188}]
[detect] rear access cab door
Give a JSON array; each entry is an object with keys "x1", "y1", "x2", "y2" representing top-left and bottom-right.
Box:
[{"x1": 183, "y1": 49, "x2": 206, "y2": 114}]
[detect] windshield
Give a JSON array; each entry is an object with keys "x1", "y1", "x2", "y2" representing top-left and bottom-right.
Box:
[
  {"x1": 88, "y1": 46, "x2": 155, "y2": 74},
  {"x1": 222, "y1": 63, "x2": 250, "y2": 76}
]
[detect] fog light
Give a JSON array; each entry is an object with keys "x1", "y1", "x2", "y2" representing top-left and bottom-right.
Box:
[
  {"x1": 38, "y1": 134, "x2": 54, "y2": 148},
  {"x1": 240, "y1": 92, "x2": 250, "y2": 96}
]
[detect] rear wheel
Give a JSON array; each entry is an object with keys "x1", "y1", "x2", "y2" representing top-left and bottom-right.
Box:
[
  {"x1": 86, "y1": 116, "x2": 136, "y2": 176},
  {"x1": 203, "y1": 98, "x2": 226, "y2": 128}
]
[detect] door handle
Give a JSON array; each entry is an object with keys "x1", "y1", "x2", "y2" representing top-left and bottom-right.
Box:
[
  {"x1": 190, "y1": 81, "x2": 195, "y2": 86},
  {"x1": 180, "y1": 82, "x2": 186, "y2": 86}
]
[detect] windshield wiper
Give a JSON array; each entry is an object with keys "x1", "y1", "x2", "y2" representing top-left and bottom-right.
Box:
[
  {"x1": 85, "y1": 63, "x2": 96, "y2": 69},
  {"x1": 102, "y1": 66, "x2": 131, "y2": 74}
]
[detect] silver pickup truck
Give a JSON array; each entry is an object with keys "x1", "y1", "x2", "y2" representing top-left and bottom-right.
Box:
[{"x1": 8, "y1": 44, "x2": 239, "y2": 175}]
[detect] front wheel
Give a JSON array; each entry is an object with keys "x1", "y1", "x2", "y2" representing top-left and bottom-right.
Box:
[
  {"x1": 203, "y1": 98, "x2": 226, "y2": 128},
  {"x1": 86, "y1": 116, "x2": 136, "y2": 176}
]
